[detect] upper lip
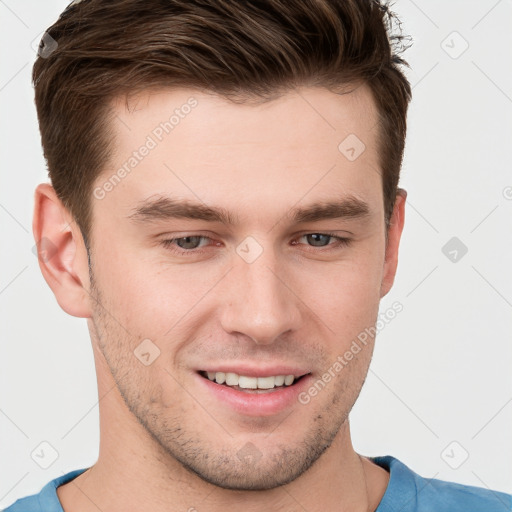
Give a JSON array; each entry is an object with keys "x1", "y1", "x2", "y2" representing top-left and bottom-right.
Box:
[{"x1": 198, "y1": 365, "x2": 311, "y2": 378}]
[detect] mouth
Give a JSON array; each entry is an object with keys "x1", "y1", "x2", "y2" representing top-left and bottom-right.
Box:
[
  {"x1": 198, "y1": 370, "x2": 311, "y2": 393},
  {"x1": 195, "y1": 368, "x2": 314, "y2": 416}
]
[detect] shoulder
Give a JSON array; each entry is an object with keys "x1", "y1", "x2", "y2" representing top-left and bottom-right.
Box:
[
  {"x1": 2, "y1": 492, "x2": 44, "y2": 512},
  {"x1": 421, "y1": 476, "x2": 512, "y2": 511},
  {"x1": 2, "y1": 468, "x2": 89, "y2": 512},
  {"x1": 371, "y1": 455, "x2": 512, "y2": 512}
]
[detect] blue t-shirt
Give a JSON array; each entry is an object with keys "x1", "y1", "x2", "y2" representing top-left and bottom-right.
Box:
[{"x1": 3, "y1": 455, "x2": 511, "y2": 511}]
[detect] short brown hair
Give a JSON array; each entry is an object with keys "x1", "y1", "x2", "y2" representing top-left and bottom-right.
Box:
[{"x1": 32, "y1": 0, "x2": 411, "y2": 248}]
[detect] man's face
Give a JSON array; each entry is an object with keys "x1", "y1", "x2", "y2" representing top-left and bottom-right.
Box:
[{"x1": 87, "y1": 85, "x2": 395, "y2": 490}]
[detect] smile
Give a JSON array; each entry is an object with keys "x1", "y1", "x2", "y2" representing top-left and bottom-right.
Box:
[{"x1": 199, "y1": 370, "x2": 309, "y2": 392}]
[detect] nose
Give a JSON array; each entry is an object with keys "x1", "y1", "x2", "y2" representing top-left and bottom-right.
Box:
[{"x1": 219, "y1": 247, "x2": 302, "y2": 345}]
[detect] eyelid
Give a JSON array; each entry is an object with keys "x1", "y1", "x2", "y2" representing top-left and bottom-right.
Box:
[
  {"x1": 293, "y1": 232, "x2": 352, "y2": 249},
  {"x1": 159, "y1": 231, "x2": 352, "y2": 255}
]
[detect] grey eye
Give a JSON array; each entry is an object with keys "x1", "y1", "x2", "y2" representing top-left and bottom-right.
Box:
[
  {"x1": 175, "y1": 236, "x2": 204, "y2": 250},
  {"x1": 305, "y1": 234, "x2": 332, "y2": 247}
]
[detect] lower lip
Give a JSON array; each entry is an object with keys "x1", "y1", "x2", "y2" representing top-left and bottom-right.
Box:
[{"x1": 195, "y1": 373, "x2": 313, "y2": 417}]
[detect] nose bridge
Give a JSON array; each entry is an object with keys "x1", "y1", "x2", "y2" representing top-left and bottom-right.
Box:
[{"x1": 220, "y1": 244, "x2": 300, "y2": 345}]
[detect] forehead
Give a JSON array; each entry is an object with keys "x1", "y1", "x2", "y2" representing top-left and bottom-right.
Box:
[
  {"x1": 97, "y1": 85, "x2": 382, "y2": 226},
  {"x1": 111, "y1": 84, "x2": 378, "y2": 149}
]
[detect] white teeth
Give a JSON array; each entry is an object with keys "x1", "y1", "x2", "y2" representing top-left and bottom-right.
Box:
[
  {"x1": 238, "y1": 376, "x2": 258, "y2": 389},
  {"x1": 274, "y1": 375, "x2": 285, "y2": 386},
  {"x1": 225, "y1": 372, "x2": 239, "y2": 386},
  {"x1": 257, "y1": 376, "x2": 276, "y2": 389},
  {"x1": 205, "y1": 371, "x2": 299, "y2": 389}
]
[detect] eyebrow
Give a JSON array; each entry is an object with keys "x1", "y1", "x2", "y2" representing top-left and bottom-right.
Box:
[{"x1": 127, "y1": 194, "x2": 372, "y2": 226}]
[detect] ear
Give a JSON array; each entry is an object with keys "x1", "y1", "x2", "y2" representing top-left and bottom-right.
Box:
[
  {"x1": 33, "y1": 183, "x2": 93, "y2": 317},
  {"x1": 380, "y1": 188, "x2": 406, "y2": 298}
]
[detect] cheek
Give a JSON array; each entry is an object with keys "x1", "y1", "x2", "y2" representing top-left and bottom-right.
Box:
[
  {"x1": 295, "y1": 251, "x2": 383, "y2": 330},
  {"x1": 96, "y1": 256, "x2": 228, "y2": 341}
]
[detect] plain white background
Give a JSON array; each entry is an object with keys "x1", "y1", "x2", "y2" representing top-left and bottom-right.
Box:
[{"x1": 1, "y1": 0, "x2": 511, "y2": 507}]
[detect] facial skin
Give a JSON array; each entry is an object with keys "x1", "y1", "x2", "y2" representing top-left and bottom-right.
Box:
[{"x1": 34, "y1": 85, "x2": 405, "y2": 511}]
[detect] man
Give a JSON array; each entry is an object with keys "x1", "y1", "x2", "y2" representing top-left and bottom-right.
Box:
[{"x1": 4, "y1": 0, "x2": 510, "y2": 511}]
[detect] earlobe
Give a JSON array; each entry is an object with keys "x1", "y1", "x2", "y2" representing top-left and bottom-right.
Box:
[
  {"x1": 380, "y1": 188, "x2": 407, "y2": 298},
  {"x1": 33, "y1": 183, "x2": 93, "y2": 318}
]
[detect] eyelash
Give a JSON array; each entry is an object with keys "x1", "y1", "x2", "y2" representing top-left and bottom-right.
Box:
[{"x1": 160, "y1": 232, "x2": 352, "y2": 256}]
